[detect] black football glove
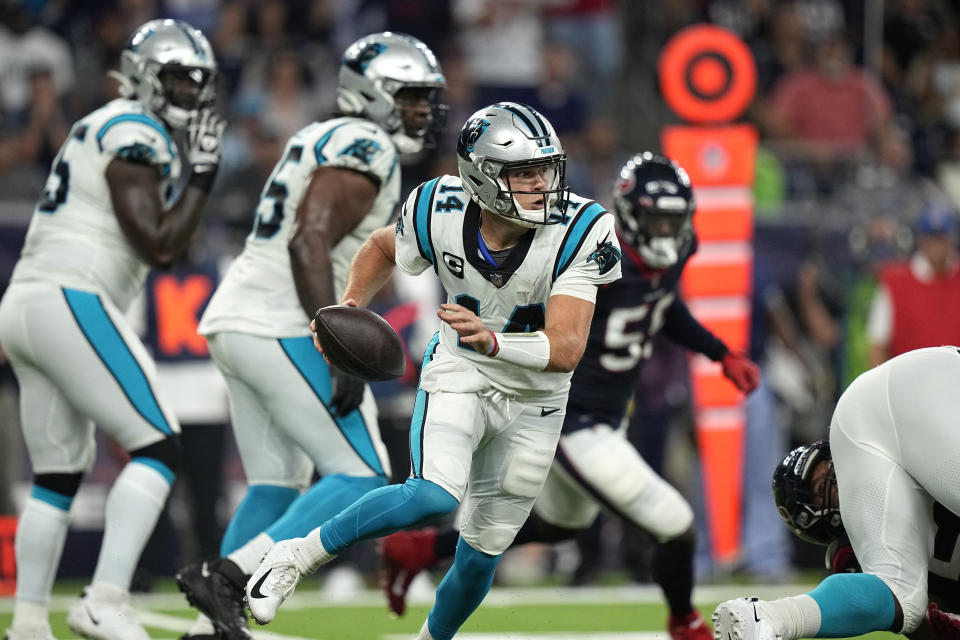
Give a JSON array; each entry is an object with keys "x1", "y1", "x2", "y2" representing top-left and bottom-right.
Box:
[{"x1": 329, "y1": 367, "x2": 365, "y2": 417}]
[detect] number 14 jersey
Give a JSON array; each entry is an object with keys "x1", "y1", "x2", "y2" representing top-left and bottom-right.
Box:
[{"x1": 394, "y1": 174, "x2": 622, "y2": 398}]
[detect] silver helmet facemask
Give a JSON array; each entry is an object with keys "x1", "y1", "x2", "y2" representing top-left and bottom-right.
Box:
[
  {"x1": 337, "y1": 32, "x2": 447, "y2": 154},
  {"x1": 457, "y1": 103, "x2": 569, "y2": 227},
  {"x1": 112, "y1": 19, "x2": 217, "y2": 130}
]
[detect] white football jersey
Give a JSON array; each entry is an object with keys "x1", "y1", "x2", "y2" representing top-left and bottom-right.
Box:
[
  {"x1": 395, "y1": 175, "x2": 622, "y2": 396},
  {"x1": 10, "y1": 98, "x2": 182, "y2": 312},
  {"x1": 199, "y1": 117, "x2": 400, "y2": 338}
]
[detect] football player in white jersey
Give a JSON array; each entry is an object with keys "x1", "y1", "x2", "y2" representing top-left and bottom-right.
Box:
[
  {"x1": 242, "y1": 102, "x2": 623, "y2": 640},
  {"x1": 714, "y1": 346, "x2": 960, "y2": 640},
  {"x1": 173, "y1": 32, "x2": 446, "y2": 640},
  {"x1": 0, "y1": 18, "x2": 223, "y2": 640}
]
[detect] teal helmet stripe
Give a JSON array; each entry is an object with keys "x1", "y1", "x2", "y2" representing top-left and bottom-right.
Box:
[{"x1": 176, "y1": 22, "x2": 204, "y2": 57}]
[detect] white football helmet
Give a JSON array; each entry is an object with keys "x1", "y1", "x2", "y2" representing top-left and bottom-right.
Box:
[
  {"x1": 338, "y1": 32, "x2": 446, "y2": 154},
  {"x1": 114, "y1": 19, "x2": 217, "y2": 129},
  {"x1": 457, "y1": 102, "x2": 569, "y2": 227}
]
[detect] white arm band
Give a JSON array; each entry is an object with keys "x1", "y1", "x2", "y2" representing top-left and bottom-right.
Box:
[{"x1": 490, "y1": 330, "x2": 551, "y2": 371}]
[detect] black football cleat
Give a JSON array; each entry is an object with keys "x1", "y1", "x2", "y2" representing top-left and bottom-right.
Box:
[{"x1": 176, "y1": 558, "x2": 252, "y2": 640}]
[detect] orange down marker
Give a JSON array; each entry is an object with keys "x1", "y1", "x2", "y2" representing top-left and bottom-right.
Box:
[{"x1": 659, "y1": 24, "x2": 758, "y2": 564}]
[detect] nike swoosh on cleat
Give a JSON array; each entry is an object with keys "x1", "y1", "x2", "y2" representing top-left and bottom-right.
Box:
[
  {"x1": 249, "y1": 569, "x2": 272, "y2": 599},
  {"x1": 540, "y1": 407, "x2": 560, "y2": 417},
  {"x1": 753, "y1": 604, "x2": 761, "y2": 623},
  {"x1": 201, "y1": 561, "x2": 211, "y2": 578},
  {"x1": 84, "y1": 604, "x2": 100, "y2": 626}
]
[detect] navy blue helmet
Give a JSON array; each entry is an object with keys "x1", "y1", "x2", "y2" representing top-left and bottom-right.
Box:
[
  {"x1": 612, "y1": 152, "x2": 695, "y2": 268},
  {"x1": 772, "y1": 440, "x2": 844, "y2": 545}
]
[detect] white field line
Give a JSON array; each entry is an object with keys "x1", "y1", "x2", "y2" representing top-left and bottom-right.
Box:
[{"x1": 137, "y1": 610, "x2": 318, "y2": 640}]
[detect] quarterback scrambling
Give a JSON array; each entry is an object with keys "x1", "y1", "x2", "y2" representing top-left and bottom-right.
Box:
[
  {"x1": 244, "y1": 102, "x2": 622, "y2": 640},
  {"x1": 0, "y1": 19, "x2": 223, "y2": 640},
  {"x1": 379, "y1": 153, "x2": 760, "y2": 640}
]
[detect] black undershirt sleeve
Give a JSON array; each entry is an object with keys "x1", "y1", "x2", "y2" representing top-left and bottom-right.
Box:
[{"x1": 660, "y1": 297, "x2": 729, "y2": 361}]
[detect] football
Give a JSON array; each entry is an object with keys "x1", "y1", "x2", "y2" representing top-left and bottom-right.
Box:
[{"x1": 313, "y1": 305, "x2": 406, "y2": 382}]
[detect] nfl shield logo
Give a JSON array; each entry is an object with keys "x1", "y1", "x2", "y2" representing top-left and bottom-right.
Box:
[{"x1": 491, "y1": 272, "x2": 503, "y2": 287}]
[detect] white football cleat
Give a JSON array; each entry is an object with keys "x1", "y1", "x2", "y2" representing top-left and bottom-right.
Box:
[
  {"x1": 4, "y1": 622, "x2": 59, "y2": 640},
  {"x1": 246, "y1": 540, "x2": 305, "y2": 625},
  {"x1": 713, "y1": 597, "x2": 782, "y2": 640},
  {"x1": 66, "y1": 588, "x2": 149, "y2": 640}
]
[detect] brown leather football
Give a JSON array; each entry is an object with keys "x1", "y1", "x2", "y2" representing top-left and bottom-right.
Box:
[{"x1": 313, "y1": 305, "x2": 406, "y2": 381}]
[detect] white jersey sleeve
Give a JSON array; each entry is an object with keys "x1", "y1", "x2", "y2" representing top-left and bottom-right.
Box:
[
  {"x1": 394, "y1": 181, "x2": 436, "y2": 277},
  {"x1": 198, "y1": 117, "x2": 401, "y2": 338},
  {"x1": 9, "y1": 99, "x2": 182, "y2": 312},
  {"x1": 96, "y1": 112, "x2": 177, "y2": 172},
  {"x1": 550, "y1": 201, "x2": 622, "y2": 302}
]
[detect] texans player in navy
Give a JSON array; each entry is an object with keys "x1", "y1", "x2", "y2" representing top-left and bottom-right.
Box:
[{"x1": 378, "y1": 152, "x2": 760, "y2": 640}]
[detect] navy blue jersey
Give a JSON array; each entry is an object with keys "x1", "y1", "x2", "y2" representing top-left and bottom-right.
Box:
[{"x1": 563, "y1": 234, "x2": 726, "y2": 432}]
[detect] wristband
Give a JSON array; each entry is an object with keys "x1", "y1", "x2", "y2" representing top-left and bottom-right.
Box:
[
  {"x1": 490, "y1": 330, "x2": 550, "y2": 371},
  {"x1": 188, "y1": 168, "x2": 218, "y2": 193},
  {"x1": 485, "y1": 330, "x2": 499, "y2": 356}
]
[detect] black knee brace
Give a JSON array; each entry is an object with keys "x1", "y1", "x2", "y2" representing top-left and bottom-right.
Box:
[
  {"x1": 34, "y1": 471, "x2": 83, "y2": 497},
  {"x1": 130, "y1": 434, "x2": 183, "y2": 474}
]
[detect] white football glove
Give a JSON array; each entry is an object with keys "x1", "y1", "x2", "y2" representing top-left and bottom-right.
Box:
[{"x1": 186, "y1": 108, "x2": 225, "y2": 174}]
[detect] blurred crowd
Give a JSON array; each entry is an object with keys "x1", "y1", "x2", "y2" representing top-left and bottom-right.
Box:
[{"x1": 3, "y1": 0, "x2": 960, "y2": 590}]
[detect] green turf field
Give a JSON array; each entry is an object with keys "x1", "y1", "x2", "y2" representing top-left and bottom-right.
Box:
[{"x1": 0, "y1": 581, "x2": 904, "y2": 640}]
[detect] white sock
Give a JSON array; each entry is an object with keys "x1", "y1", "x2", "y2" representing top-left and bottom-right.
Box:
[
  {"x1": 295, "y1": 527, "x2": 336, "y2": 573},
  {"x1": 92, "y1": 460, "x2": 171, "y2": 589},
  {"x1": 13, "y1": 497, "x2": 70, "y2": 615},
  {"x1": 11, "y1": 599, "x2": 52, "y2": 631},
  {"x1": 415, "y1": 619, "x2": 436, "y2": 640},
  {"x1": 87, "y1": 580, "x2": 129, "y2": 604},
  {"x1": 764, "y1": 595, "x2": 822, "y2": 639},
  {"x1": 227, "y1": 532, "x2": 274, "y2": 575},
  {"x1": 187, "y1": 613, "x2": 216, "y2": 635}
]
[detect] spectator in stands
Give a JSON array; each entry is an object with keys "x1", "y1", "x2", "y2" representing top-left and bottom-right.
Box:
[
  {"x1": 544, "y1": 0, "x2": 621, "y2": 118},
  {"x1": 762, "y1": 32, "x2": 893, "y2": 163},
  {"x1": 868, "y1": 203, "x2": 960, "y2": 367},
  {"x1": 452, "y1": 0, "x2": 546, "y2": 108}
]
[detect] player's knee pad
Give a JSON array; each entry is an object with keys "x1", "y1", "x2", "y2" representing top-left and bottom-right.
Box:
[
  {"x1": 462, "y1": 522, "x2": 520, "y2": 556},
  {"x1": 129, "y1": 435, "x2": 182, "y2": 480},
  {"x1": 404, "y1": 478, "x2": 459, "y2": 523},
  {"x1": 501, "y1": 443, "x2": 555, "y2": 499},
  {"x1": 33, "y1": 472, "x2": 83, "y2": 503}
]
